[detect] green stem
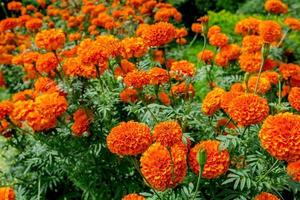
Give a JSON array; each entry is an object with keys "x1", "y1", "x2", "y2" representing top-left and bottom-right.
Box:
[
  {"x1": 257, "y1": 160, "x2": 279, "y2": 183},
  {"x1": 187, "y1": 33, "x2": 198, "y2": 49},
  {"x1": 277, "y1": 29, "x2": 290, "y2": 48},
  {"x1": 220, "y1": 117, "x2": 232, "y2": 135},
  {"x1": 0, "y1": 1, "x2": 8, "y2": 18},
  {"x1": 192, "y1": 167, "x2": 202, "y2": 200},
  {"x1": 254, "y1": 45, "x2": 265, "y2": 94}
]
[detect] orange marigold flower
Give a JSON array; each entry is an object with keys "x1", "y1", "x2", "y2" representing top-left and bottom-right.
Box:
[
  {"x1": 7, "y1": 1, "x2": 23, "y2": 11},
  {"x1": 220, "y1": 91, "x2": 243, "y2": 113},
  {"x1": 121, "y1": 37, "x2": 148, "y2": 59},
  {"x1": 140, "y1": 22, "x2": 176, "y2": 47},
  {"x1": 263, "y1": 58, "x2": 278, "y2": 70},
  {"x1": 189, "y1": 140, "x2": 230, "y2": 179},
  {"x1": 12, "y1": 89, "x2": 36, "y2": 102},
  {"x1": 154, "y1": 7, "x2": 182, "y2": 22},
  {"x1": 148, "y1": 67, "x2": 169, "y2": 85},
  {"x1": 242, "y1": 35, "x2": 263, "y2": 53},
  {"x1": 254, "y1": 192, "x2": 279, "y2": 200},
  {"x1": 0, "y1": 54, "x2": 13, "y2": 64},
  {"x1": 288, "y1": 87, "x2": 300, "y2": 111},
  {"x1": 209, "y1": 33, "x2": 228, "y2": 47},
  {"x1": 287, "y1": 160, "x2": 300, "y2": 182},
  {"x1": 62, "y1": 57, "x2": 82, "y2": 77},
  {"x1": 140, "y1": 142, "x2": 187, "y2": 191},
  {"x1": 171, "y1": 82, "x2": 195, "y2": 98},
  {"x1": 228, "y1": 94, "x2": 269, "y2": 126},
  {"x1": 119, "y1": 88, "x2": 138, "y2": 103},
  {"x1": 259, "y1": 112, "x2": 300, "y2": 162},
  {"x1": 10, "y1": 100, "x2": 35, "y2": 126},
  {"x1": 0, "y1": 187, "x2": 15, "y2": 200},
  {"x1": 207, "y1": 25, "x2": 221, "y2": 38},
  {"x1": 197, "y1": 50, "x2": 214, "y2": 63},
  {"x1": 34, "y1": 77, "x2": 59, "y2": 94},
  {"x1": 220, "y1": 44, "x2": 241, "y2": 61},
  {"x1": 239, "y1": 52, "x2": 262, "y2": 73},
  {"x1": 261, "y1": 71, "x2": 279, "y2": 85},
  {"x1": 265, "y1": 0, "x2": 288, "y2": 14},
  {"x1": 0, "y1": 101, "x2": 14, "y2": 120},
  {"x1": 71, "y1": 108, "x2": 93, "y2": 136},
  {"x1": 202, "y1": 87, "x2": 225, "y2": 116},
  {"x1": 279, "y1": 63, "x2": 300, "y2": 80},
  {"x1": 235, "y1": 17, "x2": 261, "y2": 36},
  {"x1": 247, "y1": 76, "x2": 271, "y2": 95},
  {"x1": 259, "y1": 20, "x2": 282, "y2": 43},
  {"x1": 35, "y1": 92, "x2": 68, "y2": 117},
  {"x1": 114, "y1": 59, "x2": 136, "y2": 78},
  {"x1": 158, "y1": 92, "x2": 171, "y2": 106},
  {"x1": 284, "y1": 17, "x2": 300, "y2": 31},
  {"x1": 230, "y1": 83, "x2": 245, "y2": 92},
  {"x1": 291, "y1": 73, "x2": 300, "y2": 87},
  {"x1": 153, "y1": 50, "x2": 165, "y2": 64},
  {"x1": 35, "y1": 29, "x2": 66, "y2": 51},
  {"x1": 26, "y1": 109, "x2": 57, "y2": 131},
  {"x1": 0, "y1": 18, "x2": 18, "y2": 32},
  {"x1": 170, "y1": 60, "x2": 196, "y2": 80},
  {"x1": 122, "y1": 194, "x2": 146, "y2": 200},
  {"x1": 191, "y1": 23, "x2": 203, "y2": 33},
  {"x1": 68, "y1": 33, "x2": 81, "y2": 41},
  {"x1": 107, "y1": 121, "x2": 152, "y2": 156},
  {"x1": 175, "y1": 28, "x2": 188, "y2": 38},
  {"x1": 36, "y1": 52, "x2": 58, "y2": 74},
  {"x1": 153, "y1": 121, "x2": 182, "y2": 148},
  {"x1": 25, "y1": 18, "x2": 43, "y2": 31},
  {"x1": 124, "y1": 70, "x2": 150, "y2": 89},
  {"x1": 95, "y1": 35, "x2": 123, "y2": 58},
  {"x1": 215, "y1": 53, "x2": 229, "y2": 67}
]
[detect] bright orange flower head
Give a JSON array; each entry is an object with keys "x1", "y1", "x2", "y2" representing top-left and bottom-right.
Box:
[
  {"x1": 36, "y1": 52, "x2": 58, "y2": 74},
  {"x1": 259, "y1": 112, "x2": 300, "y2": 162},
  {"x1": 235, "y1": 17, "x2": 261, "y2": 36},
  {"x1": 230, "y1": 83, "x2": 245, "y2": 93},
  {"x1": 191, "y1": 23, "x2": 203, "y2": 33},
  {"x1": 247, "y1": 76, "x2": 271, "y2": 95},
  {"x1": 140, "y1": 142, "x2": 187, "y2": 191},
  {"x1": 197, "y1": 50, "x2": 214, "y2": 63},
  {"x1": 122, "y1": 194, "x2": 146, "y2": 200},
  {"x1": 220, "y1": 44, "x2": 241, "y2": 61},
  {"x1": 95, "y1": 35, "x2": 123, "y2": 58},
  {"x1": 0, "y1": 187, "x2": 15, "y2": 200},
  {"x1": 148, "y1": 67, "x2": 169, "y2": 85},
  {"x1": 265, "y1": 0, "x2": 288, "y2": 14},
  {"x1": 254, "y1": 192, "x2": 280, "y2": 200},
  {"x1": 71, "y1": 108, "x2": 93, "y2": 136},
  {"x1": 171, "y1": 82, "x2": 195, "y2": 98},
  {"x1": 35, "y1": 29, "x2": 66, "y2": 51},
  {"x1": 189, "y1": 140, "x2": 230, "y2": 179},
  {"x1": 170, "y1": 60, "x2": 196, "y2": 80},
  {"x1": 242, "y1": 35, "x2": 263, "y2": 53},
  {"x1": 119, "y1": 88, "x2": 138, "y2": 103},
  {"x1": 202, "y1": 87, "x2": 225, "y2": 116},
  {"x1": 279, "y1": 63, "x2": 300, "y2": 80},
  {"x1": 35, "y1": 92, "x2": 68, "y2": 117},
  {"x1": 158, "y1": 92, "x2": 171, "y2": 106},
  {"x1": 228, "y1": 94, "x2": 269, "y2": 126},
  {"x1": 12, "y1": 90, "x2": 36, "y2": 102},
  {"x1": 68, "y1": 33, "x2": 81, "y2": 41},
  {"x1": 284, "y1": 17, "x2": 300, "y2": 31},
  {"x1": 259, "y1": 20, "x2": 282, "y2": 43},
  {"x1": 239, "y1": 52, "x2": 262, "y2": 73},
  {"x1": 153, "y1": 121, "x2": 182, "y2": 148},
  {"x1": 26, "y1": 109, "x2": 57, "y2": 131},
  {"x1": 114, "y1": 59, "x2": 136, "y2": 78},
  {"x1": 207, "y1": 25, "x2": 221, "y2": 38},
  {"x1": 124, "y1": 70, "x2": 150, "y2": 89},
  {"x1": 34, "y1": 77, "x2": 59, "y2": 94},
  {"x1": 263, "y1": 58, "x2": 278, "y2": 70},
  {"x1": 261, "y1": 71, "x2": 279, "y2": 85},
  {"x1": 121, "y1": 37, "x2": 148, "y2": 59},
  {"x1": 0, "y1": 18, "x2": 18, "y2": 32},
  {"x1": 220, "y1": 91, "x2": 243, "y2": 113},
  {"x1": 288, "y1": 87, "x2": 300, "y2": 111},
  {"x1": 215, "y1": 53, "x2": 229, "y2": 67},
  {"x1": 106, "y1": 121, "x2": 152, "y2": 156},
  {"x1": 63, "y1": 57, "x2": 82, "y2": 77},
  {"x1": 7, "y1": 1, "x2": 23, "y2": 11},
  {"x1": 25, "y1": 18, "x2": 43, "y2": 31},
  {"x1": 209, "y1": 33, "x2": 228, "y2": 47},
  {"x1": 287, "y1": 160, "x2": 300, "y2": 182},
  {"x1": 10, "y1": 100, "x2": 34, "y2": 126},
  {"x1": 140, "y1": 22, "x2": 176, "y2": 47},
  {"x1": 0, "y1": 101, "x2": 14, "y2": 120}
]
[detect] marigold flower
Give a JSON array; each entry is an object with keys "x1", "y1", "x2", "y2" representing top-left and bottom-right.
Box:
[
  {"x1": 202, "y1": 87, "x2": 225, "y2": 116},
  {"x1": 230, "y1": 83, "x2": 245, "y2": 93},
  {"x1": 171, "y1": 82, "x2": 195, "y2": 98},
  {"x1": 215, "y1": 53, "x2": 229, "y2": 67},
  {"x1": 220, "y1": 91, "x2": 243, "y2": 113},
  {"x1": 122, "y1": 194, "x2": 146, "y2": 200},
  {"x1": 279, "y1": 63, "x2": 300, "y2": 80},
  {"x1": 259, "y1": 20, "x2": 282, "y2": 43},
  {"x1": 259, "y1": 112, "x2": 300, "y2": 162},
  {"x1": 25, "y1": 18, "x2": 43, "y2": 31},
  {"x1": 242, "y1": 35, "x2": 263, "y2": 53},
  {"x1": 287, "y1": 160, "x2": 300, "y2": 182},
  {"x1": 247, "y1": 76, "x2": 271, "y2": 94},
  {"x1": 0, "y1": 18, "x2": 18, "y2": 32},
  {"x1": 148, "y1": 67, "x2": 169, "y2": 85},
  {"x1": 153, "y1": 121, "x2": 182, "y2": 148},
  {"x1": 288, "y1": 87, "x2": 300, "y2": 111},
  {"x1": 26, "y1": 109, "x2": 57, "y2": 131},
  {"x1": 158, "y1": 92, "x2": 171, "y2": 106},
  {"x1": 34, "y1": 77, "x2": 59, "y2": 94},
  {"x1": 189, "y1": 140, "x2": 230, "y2": 179},
  {"x1": 71, "y1": 108, "x2": 93, "y2": 136},
  {"x1": 235, "y1": 17, "x2": 261, "y2": 36},
  {"x1": 239, "y1": 52, "x2": 262, "y2": 73},
  {"x1": 124, "y1": 70, "x2": 150, "y2": 89},
  {"x1": 291, "y1": 73, "x2": 300, "y2": 87},
  {"x1": 68, "y1": 33, "x2": 81, "y2": 41},
  {"x1": 121, "y1": 37, "x2": 148, "y2": 59},
  {"x1": 140, "y1": 142, "x2": 187, "y2": 191},
  {"x1": 10, "y1": 100, "x2": 35, "y2": 126},
  {"x1": 114, "y1": 59, "x2": 136, "y2": 78},
  {"x1": 209, "y1": 33, "x2": 228, "y2": 47},
  {"x1": 107, "y1": 121, "x2": 152, "y2": 156},
  {"x1": 175, "y1": 28, "x2": 188, "y2": 39},
  {"x1": 35, "y1": 29, "x2": 66, "y2": 51},
  {"x1": 62, "y1": 57, "x2": 82, "y2": 77},
  {"x1": 0, "y1": 187, "x2": 15, "y2": 200},
  {"x1": 140, "y1": 22, "x2": 176, "y2": 47},
  {"x1": 265, "y1": 0, "x2": 288, "y2": 14},
  {"x1": 263, "y1": 58, "x2": 278, "y2": 70},
  {"x1": 0, "y1": 101, "x2": 14, "y2": 120},
  {"x1": 220, "y1": 44, "x2": 241, "y2": 61},
  {"x1": 228, "y1": 94, "x2": 269, "y2": 126},
  {"x1": 191, "y1": 23, "x2": 203, "y2": 33},
  {"x1": 12, "y1": 89, "x2": 36, "y2": 102},
  {"x1": 7, "y1": 1, "x2": 23, "y2": 11},
  {"x1": 207, "y1": 25, "x2": 221, "y2": 38},
  {"x1": 119, "y1": 88, "x2": 138, "y2": 103},
  {"x1": 154, "y1": 7, "x2": 182, "y2": 22},
  {"x1": 197, "y1": 50, "x2": 214, "y2": 63},
  {"x1": 170, "y1": 60, "x2": 196, "y2": 80},
  {"x1": 95, "y1": 35, "x2": 123, "y2": 58},
  {"x1": 36, "y1": 52, "x2": 58, "y2": 74},
  {"x1": 261, "y1": 71, "x2": 279, "y2": 85},
  {"x1": 35, "y1": 92, "x2": 68, "y2": 117},
  {"x1": 284, "y1": 17, "x2": 300, "y2": 31},
  {"x1": 254, "y1": 192, "x2": 279, "y2": 200}
]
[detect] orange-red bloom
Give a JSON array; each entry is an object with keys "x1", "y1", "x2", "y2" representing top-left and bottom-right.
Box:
[
  {"x1": 235, "y1": 17, "x2": 261, "y2": 36},
  {"x1": 121, "y1": 37, "x2": 148, "y2": 59},
  {"x1": 171, "y1": 82, "x2": 195, "y2": 98},
  {"x1": 202, "y1": 87, "x2": 225, "y2": 116},
  {"x1": 122, "y1": 194, "x2": 146, "y2": 200},
  {"x1": 119, "y1": 88, "x2": 138, "y2": 103},
  {"x1": 35, "y1": 29, "x2": 66, "y2": 51},
  {"x1": 0, "y1": 101, "x2": 14, "y2": 120},
  {"x1": 259, "y1": 112, "x2": 300, "y2": 162},
  {"x1": 189, "y1": 140, "x2": 230, "y2": 179},
  {"x1": 209, "y1": 33, "x2": 228, "y2": 47},
  {"x1": 0, "y1": 187, "x2": 15, "y2": 200},
  {"x1": 287, "y1": 160, "x2": 300, "y2": 182},
  {"x1": 259, "y1": 20, "x2": 282, "y2": 43},
  {"x1": 247, "y1": 76, "x2": 271, "y2": 95},
  {"x1": 36, "y1": 52, "x2": 58, "y2": 74},
  {"x1": 197, "y1": 50, "x2": 214, "y2": 63},
  {"x1": 284, "y1": 17, "x2": 300, "y2": 31},
  {"x1": 242, "y1": 35, "x2": 263, "y2": 53},
  {"x1": 170, "y1": 60, "x2": 196, "y2": 80},
  {"x1": 71, "y1": 108, "x2": 93, "y2": 136},
  {"x1": 124, "y1": 70, "x2": 150, "y2": 89},
  {"x1": 239, "y1": 52, "x2": 262, "y2": 73},
  {"x1": 148, "y1": 67, "x2": 169, "y2": 85},
  {"x1": 254, "y1": 192, "x2": 280, "y2": 200},
  {"x1": 265, "y1": 0, "x2": 288, "y2": 14},
  {"x1": 153, "y1": 121, "x2": 182, "y2": 148},
  {"x1": 107, "y1": 121, "x2": 152, "y2": 156},
  {"x1": 35, "y1": 92, "x2": 68, "y2": 117},
  {"x1": 158, "y1": 92, "x2": 171, "y2": 106},
  {"x1": 288, "y1": 87, "x2": 300, "y2": 111}
]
